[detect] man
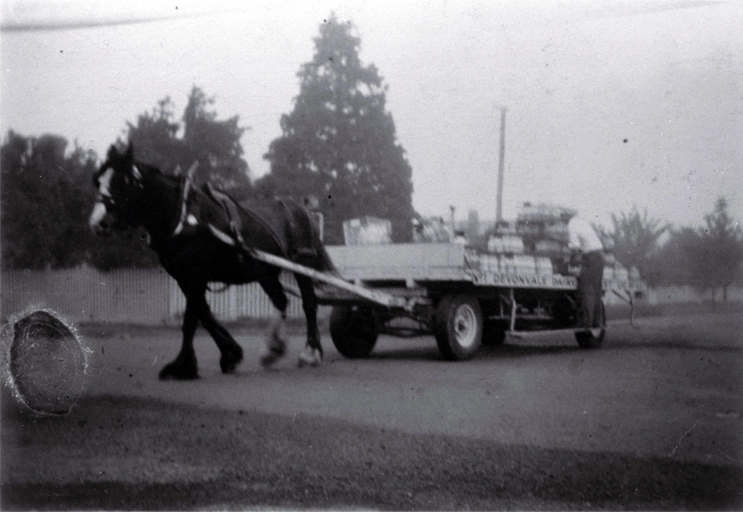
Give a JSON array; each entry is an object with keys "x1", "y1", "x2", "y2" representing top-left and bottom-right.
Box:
[{"x1": 563, "y1": 210, "x2": 605, "y2": 329}]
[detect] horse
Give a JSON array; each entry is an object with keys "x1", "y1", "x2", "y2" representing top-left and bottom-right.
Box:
[{"x1": 89, "y1": 142, "x2": 336, "y2": 379}]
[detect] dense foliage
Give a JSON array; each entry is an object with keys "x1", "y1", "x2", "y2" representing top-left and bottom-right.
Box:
[
  {"x1": 1, "y1": 132, "x2": 96, "y2": 269},
  {"x1": 125, "y1": 86, "x2": 251, "y2": 198},
  {"x1": 608, "y1": 199, "x2": 743, "y2": 298},
  {"x1": 656, "y1": 198, "x2": 743, "y2": 299},
  {"x1": 259, "y1": 15, "x2": 414, "y2": 244},
  {"x1": 607, "y1": 207, "x2": 669, "y2": 285},
  {"x1": 1, "y1": 86, "x2": 252, "y2": 270}
]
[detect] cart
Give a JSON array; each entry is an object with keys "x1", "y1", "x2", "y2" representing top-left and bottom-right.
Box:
[{"x1": 247, "y1": 242, "x2": 645, "y2": 361}]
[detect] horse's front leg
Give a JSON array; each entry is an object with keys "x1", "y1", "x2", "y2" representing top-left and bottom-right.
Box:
[
  {"x1": 159, "y1": 289, "x2": 202, "y2": 380},
  {"x1": 296, "y1": 274, "x2": 323, "y2": 368},
  {"x1": 198, "y1": 299, "x2": 243, "y2": 374}
]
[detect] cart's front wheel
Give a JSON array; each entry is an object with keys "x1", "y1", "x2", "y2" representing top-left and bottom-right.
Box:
[
  {"x1": 329, "y1": 305, "x2": 379, "y2": 359},
  {"x1": 575, "y1": 300, "x2": 606, "y2": 349},
  {"x1": 434, "y1": 295, "x2": 483, "y2": 360}
]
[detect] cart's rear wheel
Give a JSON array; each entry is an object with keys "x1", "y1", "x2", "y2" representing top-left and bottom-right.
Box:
[
  {"x1": 434, "y1": 295, "x2": 483, "y2": 360},
  {"x1": 329, "y1": 305, "x2": 379, "y2": 359},
  {"x1": 575, "y1": 300, "x2": 606, "y2": 349}
]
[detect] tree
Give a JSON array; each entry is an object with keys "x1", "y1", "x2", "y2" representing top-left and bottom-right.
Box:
[
  {"x1": 86, "y1": 86, "x2": 253, "y2": 269},
  {"x1": 122, "y1": 97, "x2": 181, "y2": 175},
  {"x1": 125, "y1": 86, "x2": 251, "y2": 197},
  {"x1": 646, "y1": 197, "x2": 742, "y2": 300},
  {"x1": 1, "y1": 88, "x2": 251, "y2": 271},
  {"x1": 260, "y1": 14, "x2": 414, "y2": 244},
  {"x1": 609, "y1": 206, "x2": 669, "y2": 285},
  {"x1": 649, "y1": 227, "x2": 699, "y2": 286},
  {"x1": 693, "y1": 197, "x2": 743, "y2": 300},
  {"x1": 1, "y1": 131, "x2": 98, "y2": 269}
]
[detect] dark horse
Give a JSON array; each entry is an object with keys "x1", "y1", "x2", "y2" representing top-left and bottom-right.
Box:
[{"x1": 89, "y1": 143, "x2": 336, "y2": 379}]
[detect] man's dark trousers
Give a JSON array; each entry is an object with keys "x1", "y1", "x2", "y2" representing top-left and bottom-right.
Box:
[{"x1": 578, "y1": 250, "x2": 604, "y2": 328}]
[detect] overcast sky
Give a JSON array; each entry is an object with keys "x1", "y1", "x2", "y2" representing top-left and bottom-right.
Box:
[{"x1": 1, "y1": 0, "x2": 741, "y2": 230}]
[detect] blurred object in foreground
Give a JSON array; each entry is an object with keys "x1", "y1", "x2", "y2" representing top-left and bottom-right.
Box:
[{"x1": 3, "y1": 310, "x2": 88, "y2": 415}]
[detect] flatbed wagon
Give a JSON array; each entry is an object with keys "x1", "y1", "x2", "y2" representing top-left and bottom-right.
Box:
[{"x1": 249, "y1": 243, "x2": 645, "y2": 361}]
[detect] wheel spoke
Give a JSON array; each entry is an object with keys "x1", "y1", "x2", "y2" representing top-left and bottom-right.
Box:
[
  {"x1": 434, "y1": 294, "x2": 482, "y2": 361},
  {"x1": 455, "y1": 305, "x2": 477, "y2": 348}
]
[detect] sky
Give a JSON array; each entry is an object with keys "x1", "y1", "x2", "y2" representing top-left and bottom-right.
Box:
[{"x1": 1, "y1": 0, "x2": 741, "y2": 231}]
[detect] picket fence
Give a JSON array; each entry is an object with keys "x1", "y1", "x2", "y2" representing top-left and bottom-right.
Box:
[
  {"x1": 3, "y1": 267, "x2": 740, "y2": 326},
  {"x1": 1, "y1": 267, "x2": 326, "y2": 325}
]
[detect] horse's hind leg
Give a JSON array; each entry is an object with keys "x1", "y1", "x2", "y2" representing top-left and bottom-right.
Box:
[
  {"x1": 198, "y1": 299, "x2": 244, "y2": 374},
  {"x1": 259, "y1": 276, "x2": 289, "y2": 367},
  {"x1": 296, "y1": 274, "x2": 323, "y2": 368}
]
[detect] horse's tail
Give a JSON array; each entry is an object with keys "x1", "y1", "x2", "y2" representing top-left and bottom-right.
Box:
[
  {"x1": 305, "y1": 205, "x2": 339, "y2": 276},
  {"x1": 282, "y1": 198, "x2": 339, "y2": 277},
  {"x1": 314, "y1": 241, "x2": 339, "y2": 276}
]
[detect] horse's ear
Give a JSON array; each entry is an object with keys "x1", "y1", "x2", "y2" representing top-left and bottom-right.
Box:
[
  {"x1": 107, "y1": 145, "x2": 119, "y2": 159},
  {"x1": 125, "y1": 141, "x2": 134, "y2": 161}
]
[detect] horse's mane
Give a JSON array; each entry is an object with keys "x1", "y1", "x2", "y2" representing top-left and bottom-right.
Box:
[{"x1": 135, "y1": 160, "x2": 181, "y2": 187}]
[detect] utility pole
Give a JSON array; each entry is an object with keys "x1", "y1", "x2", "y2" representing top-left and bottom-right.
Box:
[{"x1": 496, "y1": 106, "x2": 507, "y2": 222}]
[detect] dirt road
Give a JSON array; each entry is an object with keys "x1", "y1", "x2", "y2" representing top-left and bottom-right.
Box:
[{"x1": 2, "y1": 309, "x2": 741, "y2": 509}]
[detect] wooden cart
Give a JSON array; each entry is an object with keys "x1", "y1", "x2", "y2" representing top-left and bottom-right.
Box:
[{"x1": 249, "y1": 243, "x2": 645, "y2": 361}]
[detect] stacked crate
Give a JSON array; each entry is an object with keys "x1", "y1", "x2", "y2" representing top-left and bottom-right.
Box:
[
  {"x1": 487, "y1": 235, "x2": 525, "y2": 254},
  {"x1": 514, "y1": 203, "x2": 570, "y2": 274},
  {"x1": 478, "y1": 219, "x2": 553, "y2": 275},
  {"x1": 534, "y1": 256, "x2": 554, "y2": 275},
  {"x1": 477, "y1": 253, "x2": 502, "y2": 273},
  {"x1": 475, "y1": 253, "x2": 541, "y2": 274},
  {"x1": 488, "y1": 220, "x2": 524, "y2": 254},
  {"x1": 516, "y1": 203, "x2": 570, "y2": 257}
]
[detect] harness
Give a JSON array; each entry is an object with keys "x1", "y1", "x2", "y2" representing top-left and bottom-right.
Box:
[
  {"x1": 202, "y1": 183, "x2": 249, "y2": 249},
  {"x1": 172, "y1": 162, "x2": 199, "y2": 237},
  {"x1": 170, "y1": 162, "x2": 293, "y2": 259}
]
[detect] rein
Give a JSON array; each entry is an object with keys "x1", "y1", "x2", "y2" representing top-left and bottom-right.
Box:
[
  {"x1": 167, "y1": 160, "x2": 242, "y2": 244},
  {"x1": 167, "y1": 162, "x2": 290, "y2": 258},
  {"x1": 172, "y1": 162, "x2": 200, "y2": 237}
]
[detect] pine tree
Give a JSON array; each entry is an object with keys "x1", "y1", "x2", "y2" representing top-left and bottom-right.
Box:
[{"x1": 261, "y1": 14, "x2": 414, "y2": 244}]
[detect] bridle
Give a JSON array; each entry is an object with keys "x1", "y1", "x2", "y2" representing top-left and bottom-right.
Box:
[
  {"x1": 96, "y1": 191, "x2": 116, "y2": 210},
  {"x1": 93, "y1": 162, "x2": 145, "y2": 225}
]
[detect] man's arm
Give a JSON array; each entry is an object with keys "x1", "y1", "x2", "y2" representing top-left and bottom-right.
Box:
[{"x1": 566, "y1": 218, "x2": 583, "y2": 270}]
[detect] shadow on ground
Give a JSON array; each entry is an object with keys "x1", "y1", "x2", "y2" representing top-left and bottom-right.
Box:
[{"x1": 2, "y1": 394, "x2": 741, "y2": 511}]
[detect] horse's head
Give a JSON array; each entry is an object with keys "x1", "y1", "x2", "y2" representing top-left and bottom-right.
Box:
[{"x1": 89, "y1": 142, "x2": 146, "y2": 235}]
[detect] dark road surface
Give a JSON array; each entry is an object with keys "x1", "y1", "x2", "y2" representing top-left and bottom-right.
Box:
[{"x1": 2, "y1": 309, "x2": 741, "y2": 509}]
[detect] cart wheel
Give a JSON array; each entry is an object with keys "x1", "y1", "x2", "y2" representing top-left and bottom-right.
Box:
[
  {"x1": 434, "y1": 295, "x2": 483, "y2": 360},
  {"x1": 575, "y1": 300, "x2": 606, "y2": 349},
  {"x1": 482, "y1": 320, "x2": 507, "y2": 346},
  {"x1": 329, "y1": 305, "x2": 379, "y2": 359}
]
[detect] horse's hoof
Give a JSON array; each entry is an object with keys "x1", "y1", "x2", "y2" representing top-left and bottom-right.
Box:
[
  {"x1": 261, "y1": 334, "x2": 287, "y2": 368},
  {"x1": 260, "y1": 345, "x2": 286, "y2": 368},
  {"x1": 220, "y1": 347, "x2": 244, "y2": 374},
  {"x1": 297, "y1": 348, "x2": 322, "y2": 368},
  {"x1": 159, "y1": 362, "x2": 199, "y2": 380}
]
